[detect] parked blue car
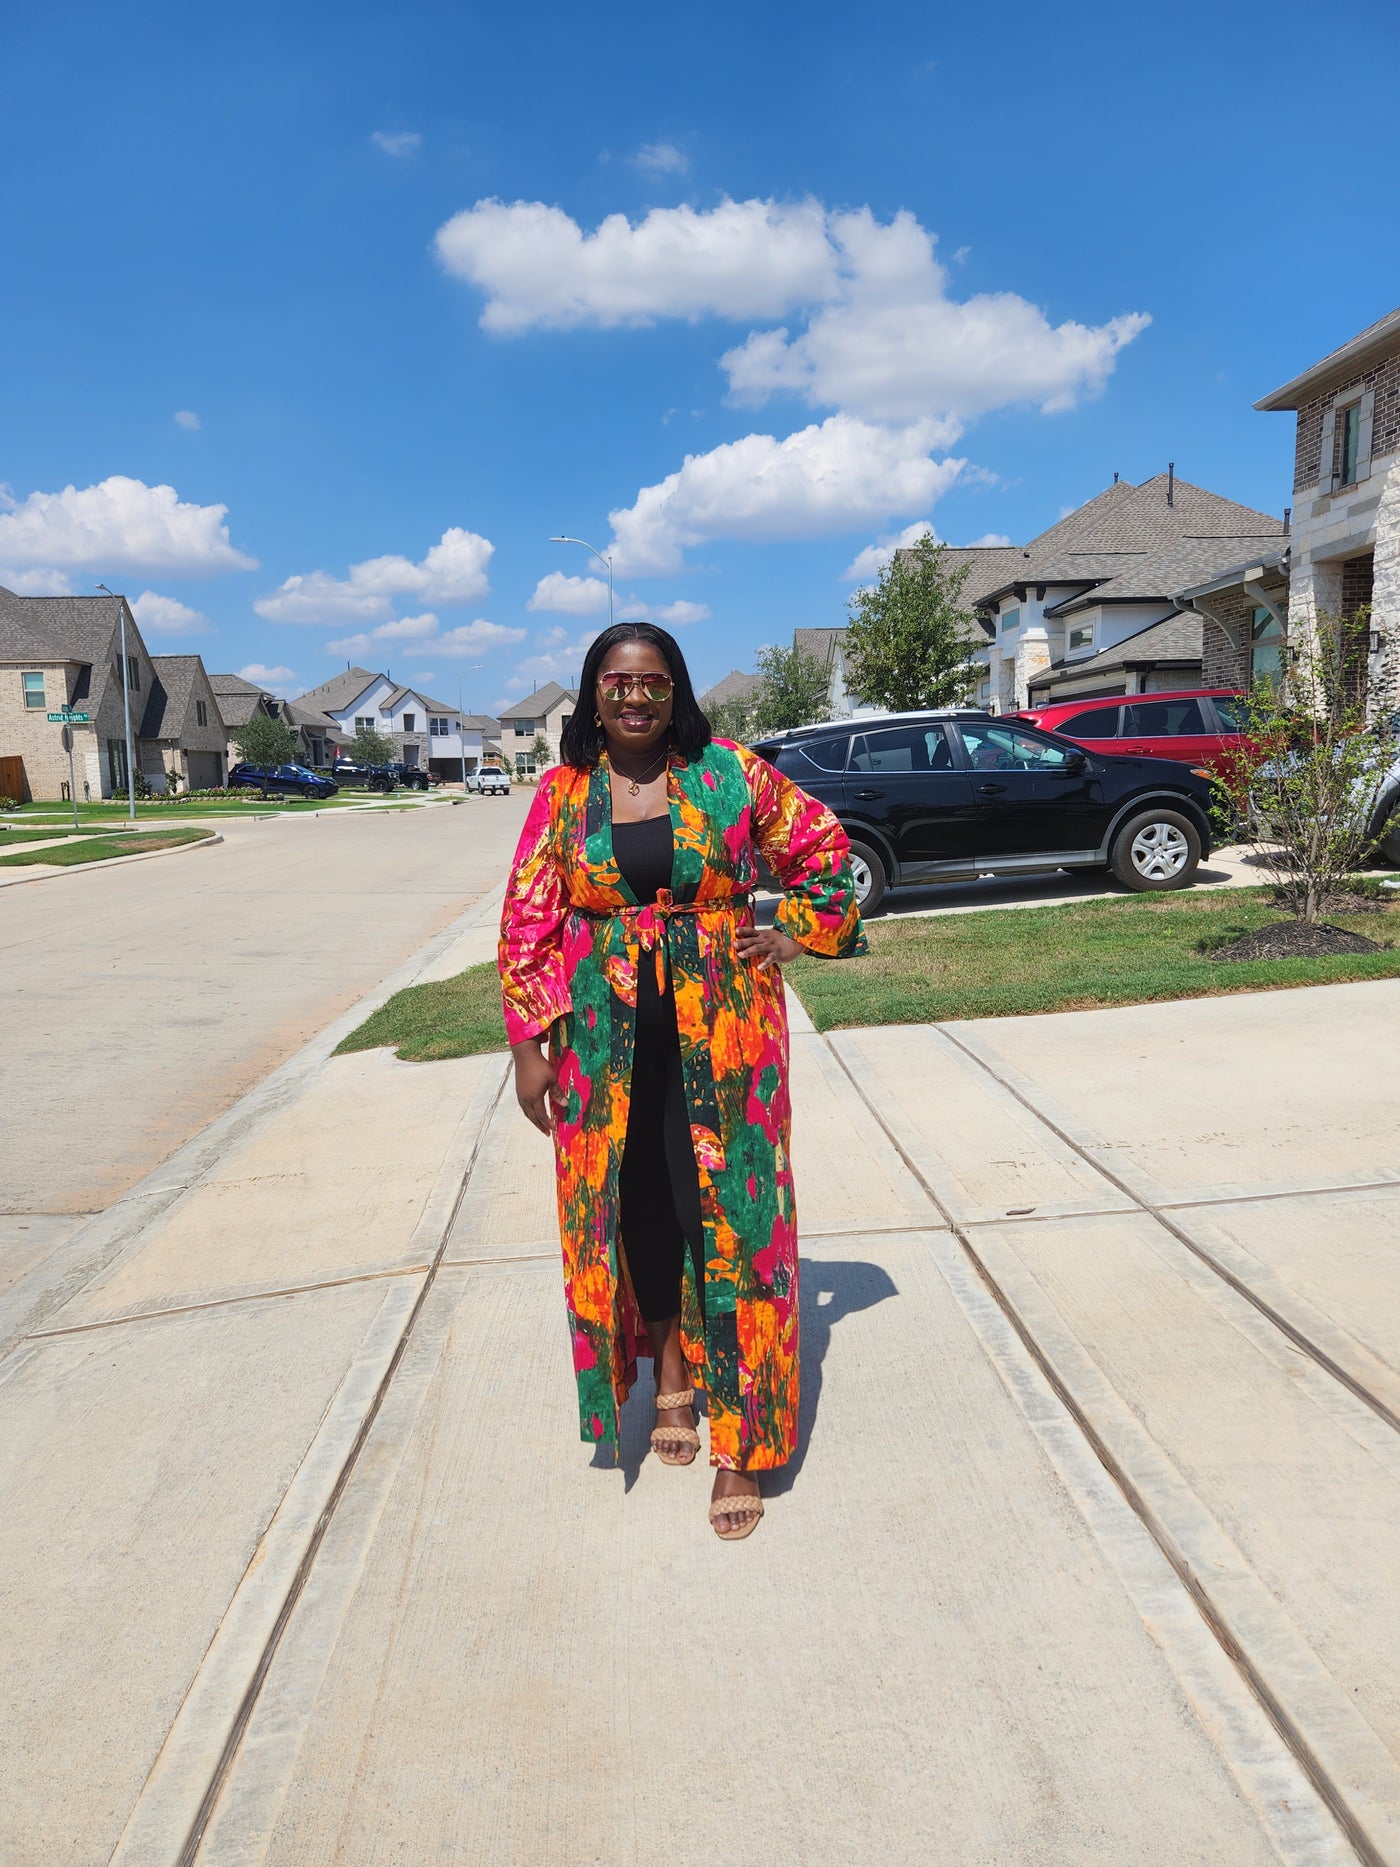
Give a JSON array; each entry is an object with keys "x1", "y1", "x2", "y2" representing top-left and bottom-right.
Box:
[{"x1": 229, "y1": 762, "x2": 339, "y2": 800}]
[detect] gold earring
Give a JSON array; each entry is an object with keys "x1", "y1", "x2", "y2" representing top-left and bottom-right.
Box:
[{"x1": 594, "y1": 711, "x2": 602, "y2": 726}]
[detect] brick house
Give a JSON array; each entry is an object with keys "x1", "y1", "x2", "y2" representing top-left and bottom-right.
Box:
[
  {"x1": 207, "y1": 673, "x2": 291, "y2": 771},
  {"x1": 141, "y1": 656, "x2": 228, "y2": 791},
  {"x1": 497, "y1": 682, "x2": 577, "y2": 774},
  {"x1": 1252, "y1": 306, "x2": 1400, "y2": 709},
  {"x1": 0, "y1": 586, "x2": 204, "y2": 801}
]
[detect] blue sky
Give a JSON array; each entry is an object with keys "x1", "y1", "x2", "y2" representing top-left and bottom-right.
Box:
[{"x1": 2, "y1": 0, "x2": 1397, "y2": 712}]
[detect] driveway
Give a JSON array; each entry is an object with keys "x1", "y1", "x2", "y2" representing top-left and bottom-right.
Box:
[{"x1": 0, "y1": 795, "x2": 529, "y2": 1214}]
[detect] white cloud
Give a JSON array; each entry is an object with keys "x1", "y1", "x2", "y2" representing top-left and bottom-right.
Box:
[
  {"x1": 499, "y1": 627, "x2": 598, "y2": 697},
  {"x1": 238, "y1": 663, "x2": 299, "y2": 696},
  {"x1": 256, "y1": 526, "x2": 493, "y2": 623},
  {"x1": 0, "y1": 475, "x2": 256, "y2": 576},
  {"x1": 617, "y1": 598, "x2": 712, "y2": 625},
  {"x1": 841, "y1": 520, "x2": 937, "y2": 583},
  {"x1": 325, "y1": 613, "x2": 524, "y2": 659},
  {"x1": 174, "y1": 410, "x2": 201, "y2": 431},
  {"x1": 0, "y1": 566, "x2": 74, "y2": 594},
  {"x1": 968, "y1": 531, "x2": 1012, "y2": 546},
  {"x1": 372, "y1": 130, "x2": 422, "y2": 157},
  {"x1": 432, "y1": 197, "x2": 1147, "y2": 424},
  {"x1": 631, "y1": 141, "x2": 688, "y2": 175},
  {"x1": 720, "y1": 208, "x2": 1151, "y2": 423},
  {"x1": 527, "y1": 571, "x2": 611, "y2": 615},
  {"x1": 131, "y1": 590, "x2": 210, "y2": 635},
  {"x1": 608, "y1": 415, "x2": 964, "y2": 574},
  {"x1": 408, "y1": 671, "x2": 438, "y2": 684},
  {"x1": 435, "y1": 195, "x2": 838, "y2": 334}
]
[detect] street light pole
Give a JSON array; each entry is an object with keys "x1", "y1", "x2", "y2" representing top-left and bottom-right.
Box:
[
  {"x1": 97, "y1": 584, "x2": 136, "y2": 819},
  {"x1": 456, "y1": 664, "x2": 482, "y2": 791},
  {"x1": 549, "y1": 535, "x2": 613, "y2": 629}
]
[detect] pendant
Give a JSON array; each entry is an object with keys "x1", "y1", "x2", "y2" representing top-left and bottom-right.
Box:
[{"x1": 627, "y1": 778, "x2": 640, "y2": 797}]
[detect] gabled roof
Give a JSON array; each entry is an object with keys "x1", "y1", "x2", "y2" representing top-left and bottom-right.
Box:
[
  {"x1": 1174, "y1": 545, "x2": 1290, "y2": 605},
  {"x1": 1028, "y1": 612, "x2": 1205, "y2": 694},
  {"x1": 0, "y1": 588, "x2": 130, "y2": 718},
  {"x1": 459, "y1": 713, "x2": 499, "y2": 731},
  {"x1": 141, "y1": 655, "x2": 206, "y2": 739},
  {"x1": 285, "y1": 701, "x2": 344, "y2": 736},
  {"x1": 1255, "y1": 305, "x2": 1400, "y2": 411},
  {"x1": 701, "y1": 669, "x2": 767, "y2": 707},
  {"x1": 497, "y1": 681, "x2": 576, "y2": 720},
  {"x1": 290, "y1": 666, "x2": 383, "y2": 716},
  {"x1": 207, "y1": 672, "x2": 268, "y2": 697},
  {"x1": 207, "y1": 673, "x2": 277, "y2": 729},
  {"x1": 792, "y1": 628, "x2": 847, "y2": 664},
  {"x1": 1043, "y1": 534, "x2": 1289, "y2": 615}
]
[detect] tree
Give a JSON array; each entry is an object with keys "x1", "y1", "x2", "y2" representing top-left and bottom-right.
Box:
[
  {"x1": 1213, "y1": 607, "x2": 1394, "y2": 925},
  {"x1": 238, "y1": 711, "x2": 300, "y2": 769},
  {"x1": 706, "y1": 691, "x2": 760, "y2": 744},
  {"x1": 351, "y1": 726, "x2": 396, "y2": 767},
  {"x1": 530, "y1": 732, "x2": 551, "y2": 772},
  {"x1": 750, "y1": 641, "x2": 832, "y2": 735},
  {"x1": 843, "y1": 534, "x2": 979, "y2": 712}
]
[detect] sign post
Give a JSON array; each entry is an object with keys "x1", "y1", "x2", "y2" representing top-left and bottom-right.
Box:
[{"x1": 48, "y1": 709, "x2": 91, "y2": 829}]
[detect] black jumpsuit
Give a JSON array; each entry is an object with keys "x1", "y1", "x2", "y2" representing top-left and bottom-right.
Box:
[{"x1": 612, "y1": 814, "x2": 705, "y2": 1326}]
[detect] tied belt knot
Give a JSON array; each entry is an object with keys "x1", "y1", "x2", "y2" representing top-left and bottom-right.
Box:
[{"x1": 579, "y1": 890, "x2": 752, "y2": 994}]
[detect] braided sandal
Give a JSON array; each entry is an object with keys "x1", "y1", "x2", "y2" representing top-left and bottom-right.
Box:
[
  {"x1": 708, "y1": 1492, "x2": 764, "y2": 1542},
  {"x1": 650, "y1": 1391, "x2": 700, "y2": 1467}
]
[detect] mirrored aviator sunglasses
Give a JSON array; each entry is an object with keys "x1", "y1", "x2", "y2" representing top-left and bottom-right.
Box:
[{"x1": 598, "y1": 671, "x2": 674, "y2": 703}]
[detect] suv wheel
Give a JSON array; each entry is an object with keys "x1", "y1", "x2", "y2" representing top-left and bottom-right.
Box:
[
  {"x1": 847, "y1": 838, "x2": 887, "y2": 915},
  {"x1": 1110, "y1": 809, "x2": 1201, "y2": 891}
]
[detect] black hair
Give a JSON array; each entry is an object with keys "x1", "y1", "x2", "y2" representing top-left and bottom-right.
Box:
[{"x1": 559, "y1": 621, "x2": 712, "y2": 768}]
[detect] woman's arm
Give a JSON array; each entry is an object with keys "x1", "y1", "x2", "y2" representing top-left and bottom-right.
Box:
[
  {"x1": 499, "y1": 780, "x2": 572, "y2": 1127},
  {"x1": 738, "y1": 745, "x2": 867, "y2": 959}
]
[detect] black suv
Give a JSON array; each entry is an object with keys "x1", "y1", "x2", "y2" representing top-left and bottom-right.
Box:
[
  {"x1": 752, "y1": 710, "x2": 1215, "y2": 913},
  {"x1": 228, "y1": 762, "x2": 338, "y2": 800},
  {"x1": 331, "y1": 759, "x2": 398, "y2": 793}
]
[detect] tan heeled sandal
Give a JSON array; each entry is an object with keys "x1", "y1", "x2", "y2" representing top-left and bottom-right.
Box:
[
  {"x1": 708, "y1": 1491, "x2": 764, "y2": 1541},
  {"x1": 651, "y1": 1391, "x2": 701, "y2": 1466}
]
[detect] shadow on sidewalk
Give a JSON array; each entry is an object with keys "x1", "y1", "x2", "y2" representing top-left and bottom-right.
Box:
[{"x1": 595, "y1": 1255, "x2": 899, "y2": 1493}]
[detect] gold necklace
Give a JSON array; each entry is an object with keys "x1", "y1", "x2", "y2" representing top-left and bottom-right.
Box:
[{"x1": 612, "y1": 749, "x2": 668, "y2": 797}]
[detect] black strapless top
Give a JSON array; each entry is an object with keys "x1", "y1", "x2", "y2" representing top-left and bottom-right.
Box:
[{"x1": 613, "y1": 814, "x2": 673, "y2": 905}]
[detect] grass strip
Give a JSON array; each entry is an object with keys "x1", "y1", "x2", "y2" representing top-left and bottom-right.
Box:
[
  {"x1": 336, "y1": 960, "x2": 505, "y2": 1062},
  {"x1": 789, "y1": 885, "x2": 1400, "y2": 1030},
  {"x1": 0, "y1": 828, "x2": 215, "y2": 867},
  {"x1": 0, "y1": 825, "x2": 117, "y2": 844}
]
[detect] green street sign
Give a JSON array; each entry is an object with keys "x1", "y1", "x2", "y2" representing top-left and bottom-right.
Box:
[{"x1": 47, "y1": 710, "x2": 91, "y2": 723}]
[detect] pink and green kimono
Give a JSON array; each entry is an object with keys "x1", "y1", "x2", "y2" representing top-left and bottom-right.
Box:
[{"x1": 499, "y1": 737, "x2": 865, "y2": 1469}]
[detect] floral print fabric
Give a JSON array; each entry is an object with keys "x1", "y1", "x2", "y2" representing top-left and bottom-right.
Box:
[{"x1": 499, "y1": 737, "x2": 865, "y2": 1469}]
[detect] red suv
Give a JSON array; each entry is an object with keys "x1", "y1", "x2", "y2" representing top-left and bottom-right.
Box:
[{"x1": 1014, "y1": 689, "x2": 1247, "y2": 776}]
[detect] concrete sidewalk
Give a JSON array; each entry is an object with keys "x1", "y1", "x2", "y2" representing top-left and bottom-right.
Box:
[{"x1": 3, "y1": 919, "x2": 1400, "y2": 1859}]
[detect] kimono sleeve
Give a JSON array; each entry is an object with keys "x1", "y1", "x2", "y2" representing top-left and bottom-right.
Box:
[
  {"x1": 499, "y1": 778, "x2": 572, "y2": 1043},
  {"x1": 742, "y1": 746, "x2": 867, "y2": 959}
]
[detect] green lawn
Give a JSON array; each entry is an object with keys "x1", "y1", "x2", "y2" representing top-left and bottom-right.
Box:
[
  {"x1": 0, "y1": 792, "x2": 422, "y2": 823},
  {"x1": 0, "y1": 825, "x2": 117, "y2": 844},
  {"x1": 0, "y1": 828, "x2": 216, "y2": 867},
  {"x1": 332, "y1": 884, "x2": 1400, "y2": 1064},
  {"x1": 336, "y1": 961, "x2": 505, "y2": 1061},
  {"x1": 790, "y1": 885, "x2": 1400, "y2": 1029}
]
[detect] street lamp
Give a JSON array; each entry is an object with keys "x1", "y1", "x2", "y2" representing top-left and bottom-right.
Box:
[
  {"x1": 550, "y1": 535, "x2": 613, "y2": 629},
  {"x1": 456, "y1": 664, "x2": 482, "y2": 791},
  {"x1": 96, "y1": 583, "x2": 136, "y2": 820}
]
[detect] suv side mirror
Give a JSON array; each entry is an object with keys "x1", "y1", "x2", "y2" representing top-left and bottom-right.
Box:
[{"x1": 1064, "y1": 750, "x2": 1089, "y2": 774}]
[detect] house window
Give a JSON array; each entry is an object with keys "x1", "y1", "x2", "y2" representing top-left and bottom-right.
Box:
[
  {"x1": 515, "y1": 751, "x2": 537, "y2": 775},
  {"x1": 129, "y1": 655, "x2": 140, "y2": 691},
  {"x1": 22, "y1": 671, "x2": 46, "y2": 709},
  {"x1": 1001, "y1": 608, "x2": 1020, "y2": 635},
  {"x1": 1068, "y1": 623, "x2": 1095, "y2": 653},
  {"x1": 514, "y1": 719, "x2": 533, "y2": 737},
  {"x1": 1251, "y1": 606, "x2": 1284, "y2": 689},
  {"x1": 1339, "y1": 402, "x2": 1362, "y2": 486},
  {"x1": 429, "y1": 716, "x2": 450, "y2": 736},
  {"x1": 196, "y1": 700, "x2": 208, "y2": 727},
  {"x1": 354, "y1": 716, "x2": 373, "y2": 732},
  {"x1": 106, "y1": 737, "x2": 129, "y2": 791},
  {"x1": 401, "y1": 712, "x2": 415, "y2": 733}
]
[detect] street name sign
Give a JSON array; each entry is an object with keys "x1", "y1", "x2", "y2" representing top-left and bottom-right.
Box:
[{"x1": 47, "y1": 710, "x2": 91, "y2": 723}]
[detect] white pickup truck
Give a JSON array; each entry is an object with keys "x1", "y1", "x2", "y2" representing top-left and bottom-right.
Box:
[{"x1": 475, "y1": 766, "x2": 511, "y2": 796}]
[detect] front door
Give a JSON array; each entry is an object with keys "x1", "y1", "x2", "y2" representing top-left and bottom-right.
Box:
[
  {"x1": 955, "y1": 719, "x2": 1108, "y2": 859},
  {"x1": 845, "y1": 722, "x2": 977, "y2": 868},
  {"x1": 402, "y1": 743, "x2": 420, "y2": 767}
]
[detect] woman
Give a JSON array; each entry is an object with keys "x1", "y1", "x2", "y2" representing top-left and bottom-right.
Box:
[{"x1": 499, "y1": 622, "x2": 864, "y2": 1540}]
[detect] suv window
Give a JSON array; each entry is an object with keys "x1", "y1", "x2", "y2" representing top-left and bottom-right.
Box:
[
  {"x1": 957, "y1": 722, "x2": 1074, "y2": 771},
  {"x1": 1209, "y1": 696, "x2": 1249, "y2": 733},
  {"x1": 849, "y1": 725, "x2": 954, "y2": 772},
  {"x1": 778, "y1": 733, "x2": 850, "y2": 776},
  {"x1": 1123, "y1": 699, "x2": 1206, "y2": 736},
  {"x1": 1058, "y1": 705, "x2": 1122, "y2": 738}
]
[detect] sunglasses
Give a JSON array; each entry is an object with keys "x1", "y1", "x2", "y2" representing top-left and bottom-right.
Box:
[{"x1": 597, "y1": 671, "x2": 675, "y2": 703}]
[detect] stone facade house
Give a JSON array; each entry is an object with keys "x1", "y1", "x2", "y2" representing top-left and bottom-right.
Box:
[
  {"x1": 1251, "y1": 305, "x2": 1400, "y2": 709},
  {"x1": 932, "y1": 474, "x2": 1287, "y2": 712},
  {"x1": 497, "y1": 682, "x2": 577, "y2": 773},
  {"x1": 0, "y1": 586, "x2": 207, "y2": 801}
]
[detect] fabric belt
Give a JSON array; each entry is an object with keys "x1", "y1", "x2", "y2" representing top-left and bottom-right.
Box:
[{"x1": 575, "y1": 889, "x2": 753, "y2": 993}]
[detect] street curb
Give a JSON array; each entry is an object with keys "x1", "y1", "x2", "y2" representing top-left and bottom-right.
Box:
[{"x1": 0, "y1": 830, "x2": 223, "y2": 889}]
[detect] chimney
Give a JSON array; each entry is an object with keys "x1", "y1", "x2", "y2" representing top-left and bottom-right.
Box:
[
  {"x1": 1167, "y1": 463, "x2": 1175, "y2": 507},
  {"x1": 1113, "y1": 471, "x2": 1119, "y2": 484},
  {"x1": 1283, "y1": 506, "x2": 1292, "y2": 534}
]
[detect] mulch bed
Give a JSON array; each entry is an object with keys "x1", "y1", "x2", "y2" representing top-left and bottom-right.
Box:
[{"x1": 1211, "y1": 920, "x2": 1385, "y2": 963}]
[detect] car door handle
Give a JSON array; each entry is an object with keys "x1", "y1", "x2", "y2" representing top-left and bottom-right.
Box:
[
  {"x1": 853, "y1": 788, "x2": 885, "y2": 800},
  {"x1": 976, "y1": 781, "x2": 1007, "y2": 795}
]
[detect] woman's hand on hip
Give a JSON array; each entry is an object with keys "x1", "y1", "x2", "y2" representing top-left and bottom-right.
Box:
[
  {"x1": 512, "y1": 1040, "x2": 565, "y2": 1134},
  {"x1": 735, "y1": 926, "x2": 804, "y2": 972}
]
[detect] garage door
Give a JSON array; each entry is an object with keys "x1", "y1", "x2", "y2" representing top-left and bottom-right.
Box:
[{"x1": 186, "y1": 752, "x2": 223, "y2": 791}]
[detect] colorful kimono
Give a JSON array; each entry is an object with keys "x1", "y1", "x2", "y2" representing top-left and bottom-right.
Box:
[{"x1": 499, "y1": 737, "x2": 866, "y2": 1469}]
